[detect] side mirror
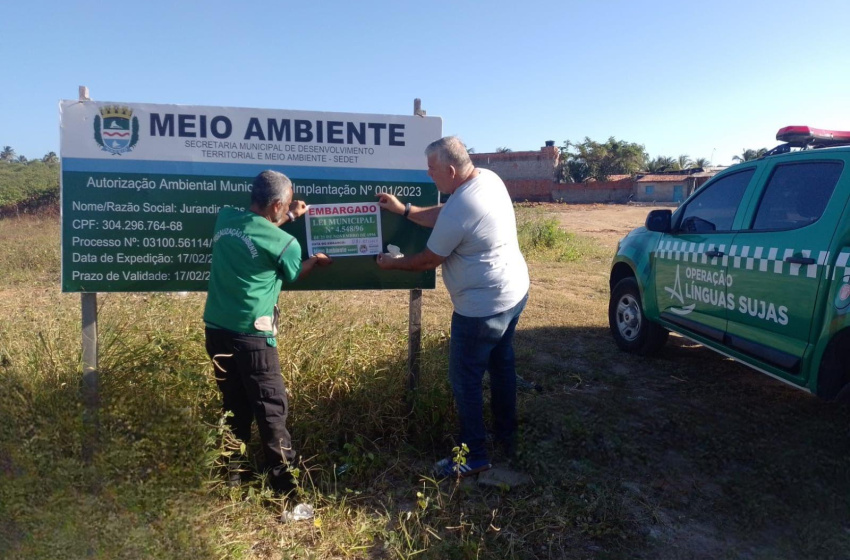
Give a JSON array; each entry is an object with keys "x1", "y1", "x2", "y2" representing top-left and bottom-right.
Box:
[{"x1": 645, "y1": 209, "x2": 672, "y2": 233}]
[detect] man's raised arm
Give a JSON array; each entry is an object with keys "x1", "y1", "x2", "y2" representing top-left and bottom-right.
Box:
[{"x1": 376, "y1": 193, "x2": 441, "y2": 228}]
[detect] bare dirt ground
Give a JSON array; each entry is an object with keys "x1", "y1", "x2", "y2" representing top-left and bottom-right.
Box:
[
  {"x1": 541, "y1": 202, "x2": 670, "y2": 249},
  {"x1": 516, "y1": 203, "x2": 850, "y2": 560}
]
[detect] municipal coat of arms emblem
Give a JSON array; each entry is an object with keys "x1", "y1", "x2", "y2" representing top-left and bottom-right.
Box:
[{"x1": 94, "y1": 105, "x2": 139, "y2": 155}]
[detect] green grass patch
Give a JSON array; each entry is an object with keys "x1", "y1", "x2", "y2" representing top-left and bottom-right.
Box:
[{"x1": 515, "y1": 206, "x2": 607, "y2": 262}]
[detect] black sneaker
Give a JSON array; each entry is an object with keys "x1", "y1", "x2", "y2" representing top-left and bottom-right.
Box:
[
  {"x1": 269, "y1": 473, "x2": 297, "y2": 497},
  {"x1": 433, "y1": 456, "x2": 492, "y2": 479},
  {"x1": 225, "y1": 454, "x2": 252, "y2": 488}
]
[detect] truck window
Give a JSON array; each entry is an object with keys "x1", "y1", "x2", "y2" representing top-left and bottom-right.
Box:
[
  {"x1": 750, "y1": 161, "x2": 844, "y2": 231},
  {"x1": 678, "y1": 169, "x2": 755, "y2": 233}
]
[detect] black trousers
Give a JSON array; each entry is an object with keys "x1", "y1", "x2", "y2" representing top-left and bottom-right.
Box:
[{"x1": 205, "y1": 328, "x2": 296, "y2": 491}]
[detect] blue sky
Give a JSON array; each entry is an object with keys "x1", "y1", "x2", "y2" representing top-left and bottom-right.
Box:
[{"x1": 2, "y1": 0, "x2": 849, "y2": 166}]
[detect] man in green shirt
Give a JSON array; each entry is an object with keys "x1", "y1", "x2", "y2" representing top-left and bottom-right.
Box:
[{"x1": 203, "y1": 170, "x2": 331, "y2": 495}]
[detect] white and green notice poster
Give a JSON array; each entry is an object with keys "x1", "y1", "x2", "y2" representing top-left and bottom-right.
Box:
[
  {"x1": 59, "y1": 100, "x2": 442, "y2": 292},
  {"x1": 305, "y1": 203, "x2": 382, "y2": 257}
]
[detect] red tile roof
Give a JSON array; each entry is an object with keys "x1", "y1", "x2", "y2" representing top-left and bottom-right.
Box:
[{"x1": 635, "y1": 174, "x2": 691, "y2": 182}]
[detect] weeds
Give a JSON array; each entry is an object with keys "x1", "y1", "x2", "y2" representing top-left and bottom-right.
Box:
[
  {"x1": 0, "y1": 213, "x2": 60, "y2": 285},
  {"x1": 2, "y1": 209, "x2": 850, "y2": 559},
  {"x1": 0, "y1": 161, "x2": 59, "y2": 210},
  {"x1": 515, "y1": 209, "x2": 607, "y2": 262}
]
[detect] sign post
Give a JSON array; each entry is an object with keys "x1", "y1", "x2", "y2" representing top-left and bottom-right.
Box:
[
  {"x1": 77, "y1": 86, "x2": 99, "y2": 463},
  {"x1": 407, "y1": 99, "x2": 427, "y2": 396}
]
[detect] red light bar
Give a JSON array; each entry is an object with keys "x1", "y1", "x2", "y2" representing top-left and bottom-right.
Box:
[{"x1": 777, "y1": 126, "x2": 850, "y2": 145}]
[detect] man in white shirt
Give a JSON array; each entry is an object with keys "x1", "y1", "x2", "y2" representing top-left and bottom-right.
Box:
[{"x1": 376, "y1": 136, "x2": 529, "y2": 478}]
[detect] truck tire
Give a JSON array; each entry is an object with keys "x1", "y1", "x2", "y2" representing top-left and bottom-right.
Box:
[
  {"x1": 609, "y1": 277, "x2": 668, "y2": 356},
  {"x1": 817, "y1": 333, "x2": 850, "y2": 403}
]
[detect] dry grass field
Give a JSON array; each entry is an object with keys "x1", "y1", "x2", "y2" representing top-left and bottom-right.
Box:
[
  {"x1": 1, "y1": 203, "x2": 849, "y2": 560},
  {"x1": 540, "y1": 202, "x2": 670, "y2": 250}
]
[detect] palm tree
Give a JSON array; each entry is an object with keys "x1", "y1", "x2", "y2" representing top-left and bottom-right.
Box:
[
  {"x1": 645, "y1": 158, "x2": 662, "y2": 172},
  {"x1": 558, "y1": 159, "x2": 590, "y2": 183},
  {"x1": 0, "y1": 146, "x2": 14, "y2": 162},
  {"x1": 674, "y1": 155, "x2": 692, "y2": 170},
  {"x1": 646, "y1": 156, "x2": 676, "y2": 173},
  {"x1": 692, "y1": 157, "x2": 710, "y2": 169},
  {"x1": 495, "y1": 147, "x2": 512, "y2": 153},
  {"x1": 15, "y1": 155, "x2": 27, "y2": 164},
  {"x1": 42, "y1": 151, "x2": 59, "y2": 164},
  {"x1": 732, "y1": 148, "x2": 767, "y2": 163}
]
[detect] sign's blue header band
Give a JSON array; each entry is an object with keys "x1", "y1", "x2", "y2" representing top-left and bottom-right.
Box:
[
  {"x1": 62, "y1": 158, "x2": 431, "y2": 182},
  {"x1": 149, "y1": 113, "x2": 406, "y2": 145}
]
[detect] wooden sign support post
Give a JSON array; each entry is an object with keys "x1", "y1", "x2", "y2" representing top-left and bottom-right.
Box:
[
  {"x1": 78, "y1": 86, "x2": 100, "y2": 463},
  {"x1": 407, "y1": 98, "x2": 427, "y2": 396}
]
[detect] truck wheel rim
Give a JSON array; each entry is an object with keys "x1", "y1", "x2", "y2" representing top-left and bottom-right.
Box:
[{"x1": 616, "y1": 294, "x2": 642, "y2": 342}]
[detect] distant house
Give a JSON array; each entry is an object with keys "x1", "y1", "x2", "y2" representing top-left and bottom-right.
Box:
[
  {"x1": 633, "y1": 170, "x2": 714, "y2": 203},
  {"x1": 470, "y1": 142, "x2": 560, "y2": 202},
  {"x1": 469, "y1": 141, "x2": 719, "y2": 203}
]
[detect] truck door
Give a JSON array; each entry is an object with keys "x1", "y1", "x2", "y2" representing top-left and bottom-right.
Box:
[
  {"x1": 725, "y1": 159, "x2": 845, "y2": 378},
  {"x1": 654, "y1": 168, "x2": 757, "y2": 342}
]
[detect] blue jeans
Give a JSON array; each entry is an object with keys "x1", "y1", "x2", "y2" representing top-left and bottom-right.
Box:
[{"x1": 448, "y1": 293, "x2": 528, "y2": 462}]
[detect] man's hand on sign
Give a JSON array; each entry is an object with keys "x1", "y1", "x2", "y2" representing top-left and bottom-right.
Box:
[
  {"x1": 376, "y1": 248, "x2": 443, "y2": 272},
  {"x1": 298, "y1": 252, "x2": 333, "y2": 280},
  {"x1": 375, "y1": 252, "x2": 396, "y2": 270},
  {"x1": 376, "y1": 193, "x2": 404, "y2": 215},
  {"x1": 289, "y1": 200, "x2": 308, "y2": 219},
  {"x1": 313, "y1": 252, "x2": 333, "y2": 267}
]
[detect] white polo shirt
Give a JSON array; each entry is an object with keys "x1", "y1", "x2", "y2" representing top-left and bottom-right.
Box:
[{"x1": 427, "y1": 169, "x2": 529, "y2": 317}]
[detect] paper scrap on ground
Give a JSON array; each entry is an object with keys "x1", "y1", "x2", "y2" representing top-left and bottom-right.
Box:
[{"x1": 280, "y1": 503, "x2": 315, "y2": 523}]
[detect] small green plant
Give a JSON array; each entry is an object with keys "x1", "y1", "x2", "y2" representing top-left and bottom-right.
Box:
[
  {"x1": 340, "y1": 435, "x2": 379, "y2": 477},
  {"x1": 203, "y1": 411, "x2": 237, "y2": 485},
  {"x1": 451, "y1": 443, "x2": 469, "y2": 480}
]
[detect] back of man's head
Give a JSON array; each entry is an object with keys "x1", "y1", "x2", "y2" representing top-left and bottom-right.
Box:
[
  {"x1": 425, "y1": 136, "x2": 473, "y2": 171},
  {"x1": 251, "y1": 170, "x2": 292, "y2": 209}
]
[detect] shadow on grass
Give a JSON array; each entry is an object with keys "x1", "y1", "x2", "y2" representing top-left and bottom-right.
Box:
[{"x1": 510, "y1": 324, "x2": 850, "y2": 559}]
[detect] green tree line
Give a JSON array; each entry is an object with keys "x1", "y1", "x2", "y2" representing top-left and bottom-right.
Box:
[
  {"x1": 0, "y1": 152, "x2": 60, "y2": 208},
  {"x1": 1, "y1": 146, "x2": 58, "y2": 165},
  {"x1": 554, "y1": 138, "x2": 766, "y2": 183}
]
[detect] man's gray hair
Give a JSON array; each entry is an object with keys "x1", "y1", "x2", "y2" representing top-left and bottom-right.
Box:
[
  {"x1": 425, "y1": 136, "x2": 472, "y2": 169},
  {"x1": 251, "y1": 170, "x2": 292, "y2": 209}
]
